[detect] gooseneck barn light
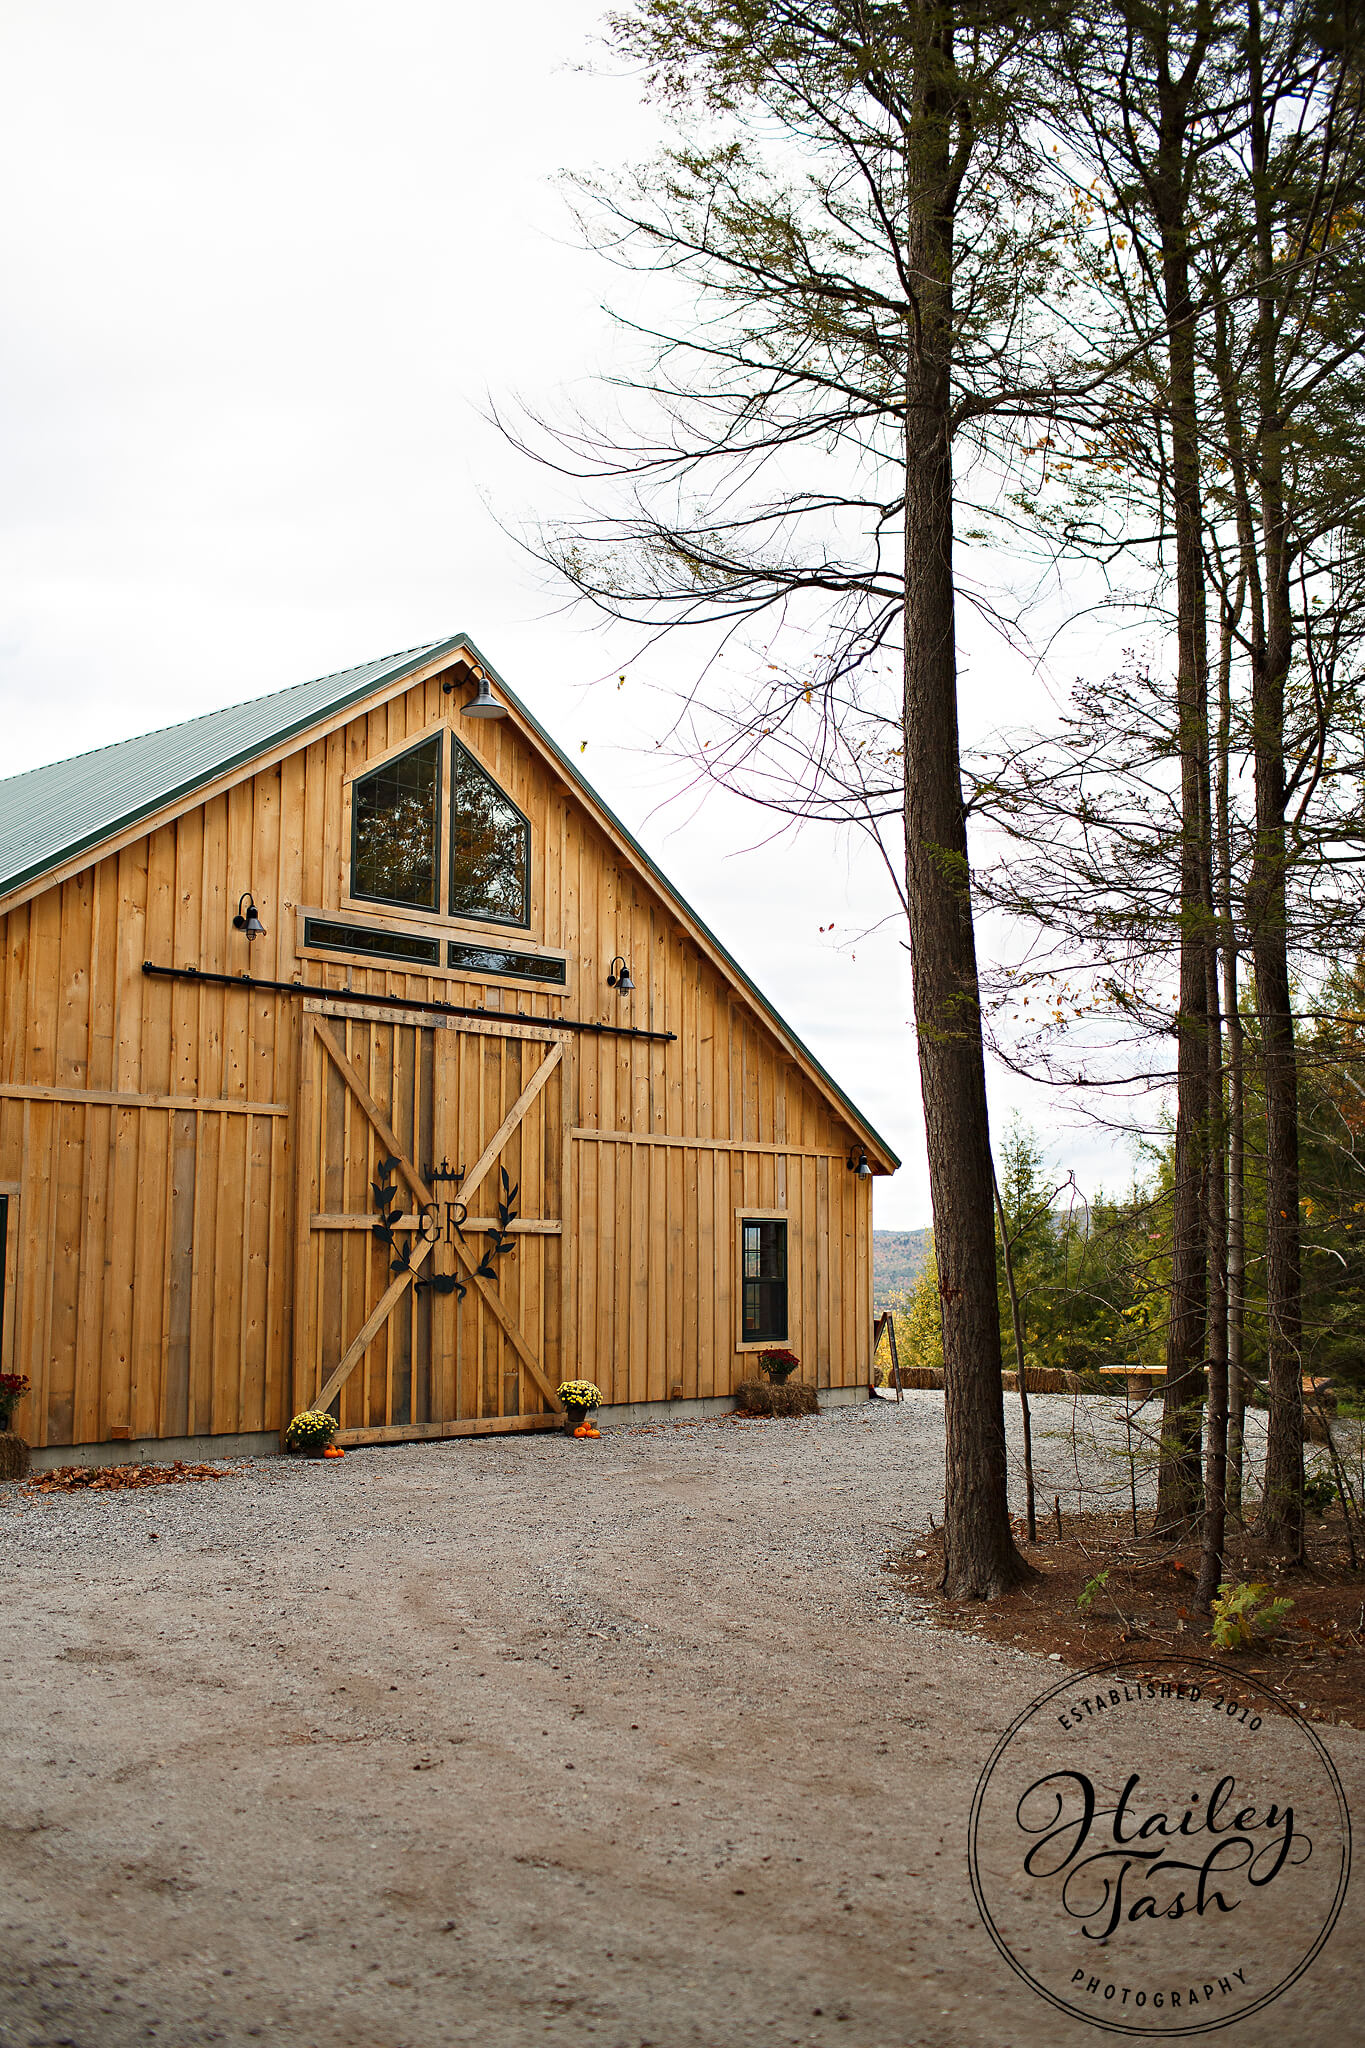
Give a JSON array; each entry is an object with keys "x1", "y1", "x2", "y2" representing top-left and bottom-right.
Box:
[
  {"x1": 232, "y1": 893, "x2": 266, "y2": 941},
  {"x1": 441, "y1": 658, "x2": 508, "y2": 717},
  {"x1": 460, "y1": 670, "x2": 507, "y2": 719},
  {"x1": 606, "y1": 956, "x2": 635, "y2": 996},
  {"x1": 848, "y1": 1149, "x2": 872, "y2": 1179}
]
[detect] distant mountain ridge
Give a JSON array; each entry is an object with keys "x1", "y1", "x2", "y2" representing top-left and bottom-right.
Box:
[{"x1": 873, "y1": 1229, "x2": 932, "y2": 1301}]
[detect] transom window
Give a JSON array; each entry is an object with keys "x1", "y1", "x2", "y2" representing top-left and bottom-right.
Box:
[
  {"x1": 349, "y1": 732, "x2": 530, "y2": 927},
  {"x1": 741, "y1": 1218, "x2": 788, "y2": 1344}
]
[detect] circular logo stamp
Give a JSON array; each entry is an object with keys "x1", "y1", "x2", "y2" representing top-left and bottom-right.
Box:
[{"x1": 968, "y1": 1657, "x2": 1350, "y2": 2035}]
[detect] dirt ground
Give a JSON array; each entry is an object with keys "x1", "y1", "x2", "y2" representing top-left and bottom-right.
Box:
[
  {"x1": 3, "y1": 1395, "x2": 1364, "y2": 2048},
  {"x1": 897, "y1": 1505, "x2": 1365, "y2": 1729}
]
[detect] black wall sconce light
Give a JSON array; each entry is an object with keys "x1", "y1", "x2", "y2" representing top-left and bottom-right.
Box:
[
  {"x1": 848, "y1": 1149, "x2": 872, "y2": 1179},
  {"x1": 606, "y1": 956, "x2": 635, "y2": 996},
  {"x1": 232, "y1": 893, "x2": 266, "y2": 942},
  {"x1": 442, "y1": 659, "x2": 506, "y2": 719}
]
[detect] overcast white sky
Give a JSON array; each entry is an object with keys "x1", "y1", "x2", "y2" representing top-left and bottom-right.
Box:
[{"x1": 0, "y1": 0, "x2": 1153, "y2": 1227}]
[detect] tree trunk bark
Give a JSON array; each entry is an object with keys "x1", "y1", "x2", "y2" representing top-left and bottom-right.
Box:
[
  {"x1": 1201, "y1": 572, "x2": 1242, "y2": 1598},
  {"x1": 1198, "y1": 918, "x2": 1228, "y2": 1610},
  {"x1": 1217, "y1": 583, "x2": 1247, "y2": 1523},
  {"x1": 1246, "y1": 0, "x2": 1304, "y2": 1559},
  {"x1": 1151, "y1": 23, "x2": 1214, "y2": 1538},
  {"x1": 902, "y1": 5, "x2": 1031, "y2": 1601}
]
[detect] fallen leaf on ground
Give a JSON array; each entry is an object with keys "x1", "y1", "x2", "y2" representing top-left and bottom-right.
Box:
[{"x1": 26, "y1": 1461, "x2": 237, "y2": 1494}]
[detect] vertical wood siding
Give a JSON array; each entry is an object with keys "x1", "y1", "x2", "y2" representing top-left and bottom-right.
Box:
[{"x1": 0, "y1": 665, "x2": 877, "y2": 1445}]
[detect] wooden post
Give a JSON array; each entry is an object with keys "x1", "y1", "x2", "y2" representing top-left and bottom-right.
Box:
[{"x1": 872, "y1": 1309, "x2": 904, "y2": 1401}]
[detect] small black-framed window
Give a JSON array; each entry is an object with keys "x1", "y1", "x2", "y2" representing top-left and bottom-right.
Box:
[
  {"x1": 450, "y1": 738, "x2": 530, "y2": 928},
  {"x1": 304, "y1": 917, "x2": 442, "y2": 966},
  {"x1": 447, "y1": 940, "x2": 566, "y2": 985},
  {"x1": 741, "y1": 1218, "x2": 788, "y2": 1343},
  {"x1": 351, "y1": 736, "x2": 441, "y2": 911}
]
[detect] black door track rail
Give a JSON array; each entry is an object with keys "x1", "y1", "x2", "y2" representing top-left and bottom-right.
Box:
[{"x1": 141, "y1": 961, "x2": 676, "y2": 1044}]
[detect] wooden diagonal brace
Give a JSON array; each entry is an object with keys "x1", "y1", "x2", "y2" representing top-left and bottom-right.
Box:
[
  {"x1": 313, "y1": 1234, "x2": 435, "y2": 1417},
  {"x1": 314, "y1": 1018, "x2": 434, "y2": 1209},
  {"x1": 444, "y1": 1229, "x2": 562, "y2": 1412},
  {"x1": 457, "y1": 1038, "x2": 564, "y2": 1210}
]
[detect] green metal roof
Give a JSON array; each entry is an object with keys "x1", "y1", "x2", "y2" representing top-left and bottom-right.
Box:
[
  {"x1": 0, "y1": 634, "x2": 899, "y2": 1168},
  {"x1": 0, "y1": 640, "x2": 455, "y2": 902}
]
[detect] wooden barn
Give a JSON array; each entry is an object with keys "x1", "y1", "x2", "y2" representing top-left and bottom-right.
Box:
[{"x1": 0, "y1": 636, "x2": 897, "y2": 1458}]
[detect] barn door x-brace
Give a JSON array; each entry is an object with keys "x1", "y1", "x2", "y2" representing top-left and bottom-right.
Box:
[{"x1": 300, "y1": 1010, "x2": 566, "y2": 1425}]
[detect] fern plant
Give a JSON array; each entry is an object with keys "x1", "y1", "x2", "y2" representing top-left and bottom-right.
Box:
[{"x1": 1211, "y1": 1581, "x2": 1294, "y2": 1651}]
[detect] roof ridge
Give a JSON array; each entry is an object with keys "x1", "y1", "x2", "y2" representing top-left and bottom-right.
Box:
[{"x1": 0, "y1": 639, "x2": 446, "y2": 789}]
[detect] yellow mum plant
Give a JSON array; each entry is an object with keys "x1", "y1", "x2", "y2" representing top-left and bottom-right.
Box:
[{"x1": 284, "y1": 1409, "x2": 339, "y2": 1453}]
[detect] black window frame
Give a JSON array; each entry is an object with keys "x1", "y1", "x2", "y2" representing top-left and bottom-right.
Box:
[
  {"x1": 304, "y1": 917, "x2": 442, "y2": 967},
  {"x1": 447, "y1": 940, "x2": 567, "y2": 985},
  {"x1": 349, "y1": 735, "x2": 443, "y2": 914},
  {"x1": 740, "y1": 1217, "x2": 788, "y2": 1345},
  {"x1": 449, "y1": 736, "x2": 532, "y2": 930}
]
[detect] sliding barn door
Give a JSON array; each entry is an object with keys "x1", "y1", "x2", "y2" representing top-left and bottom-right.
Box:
[{"x1": 293, "y1": 1000, "x2": 569, "y2": 1441}]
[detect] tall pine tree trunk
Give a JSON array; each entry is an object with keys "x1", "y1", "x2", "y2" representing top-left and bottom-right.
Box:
[
  {"x1": 1246, "y1": 0, "x2": 1304, "y2": 1558},
  {"x1": 1198, "y1": 916, "x2": 1229, "y2": 1608},
  {"x1": 1151, "y1": 14, "x2": 1214, "y2": 1536},
  {"x1": 1216, "y1": 578, "x2": 1247, "y2": 1520},
  {"x1": 902, "y1": 4, "x2": 1031, "y2": 1600},
  {"x1": 1202, "y1": 564, "x2": 1241, "y2": 1602}
]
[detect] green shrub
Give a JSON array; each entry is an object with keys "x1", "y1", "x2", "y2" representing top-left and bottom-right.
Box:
[{"x1": 1303, "y1": 1465, "x2": 1338, "y2": 1517}]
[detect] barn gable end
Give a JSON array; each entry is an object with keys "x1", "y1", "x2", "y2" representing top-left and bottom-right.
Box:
[{"x1": 0, "y1": 638, "x2": 895, "y2": 1452}]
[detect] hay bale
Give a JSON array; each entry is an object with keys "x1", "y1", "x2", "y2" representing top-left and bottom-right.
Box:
[
  {"x1": 1001, "y1": 1368, "x2": 1077, "y2": 1395},
  {"x1": 895, "y1": 1367, "x2": 944, "y2": 1390},
  {"x1": 735, "y1": 1379, "x2": 820, "y2": 1418},
  {"x1": 0, "y1": 1432, "x2": 30, "y2": 1482}
]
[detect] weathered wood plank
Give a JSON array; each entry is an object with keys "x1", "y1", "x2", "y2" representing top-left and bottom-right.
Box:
[
  {"x1": 309, "y1": 1213, "x2": 562, "y2": 1234},
  {"x1": 336, "y1": 1412, "x2": 562, "y2": 1445},
  {"x1": 0, "y1": 1083, "x2": 289, "y2": 1114},
  {"x1": 303, "y1": 998, "x2": 567, "y2": 1045},
  {"x1": 569, "y1": 1127, "x2": 846, "y2": 1159}
]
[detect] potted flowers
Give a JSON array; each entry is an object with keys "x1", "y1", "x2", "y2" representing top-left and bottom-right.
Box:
[
  {"x1": 0, "y1": 1372, "x2": 31, "y2": 1481},
  {"x1": 557, "y1": 1380, "x2": 603, "y2": 1437},
  {"x1": 284, "y1": 1410, "x2": 343, "y2": 1458},
  {"x1": 735, "y1": 1349, "x2": 818, "y2": 1418},
  {"x1": 758, "y1": 1348, "x2": 801, "y2": 1384}
]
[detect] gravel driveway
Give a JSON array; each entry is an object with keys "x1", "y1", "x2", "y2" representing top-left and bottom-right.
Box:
[{"x1": 2, "y1": 1396, "x2": 1360, "y2": 2048}]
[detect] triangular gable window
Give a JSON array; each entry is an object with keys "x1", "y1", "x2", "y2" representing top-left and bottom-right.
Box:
[{"x1": 450, "y1": 738, "x2": 530, "y2": 927}]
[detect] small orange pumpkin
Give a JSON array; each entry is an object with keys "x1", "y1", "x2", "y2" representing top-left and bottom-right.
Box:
[{"x1": 323, "y1": 1445, "x2": 346, "y2": 1458}]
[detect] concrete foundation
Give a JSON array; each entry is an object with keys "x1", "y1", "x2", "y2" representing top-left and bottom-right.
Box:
[
  {"x1": 26, "y1": 1430, "x2": 281, "y2": 1473},
  {"x1": 23, "y1": 1385, "x2": 871, "y2": 1470}
]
